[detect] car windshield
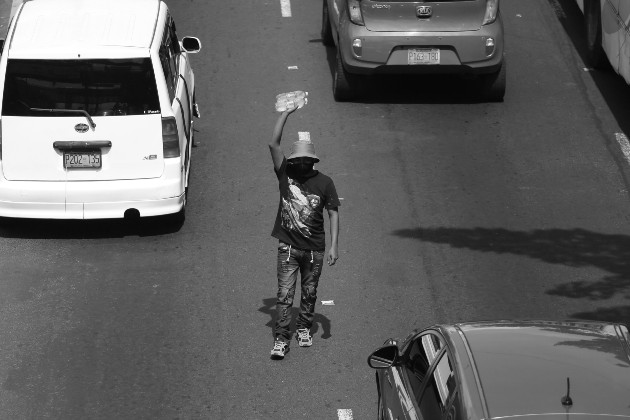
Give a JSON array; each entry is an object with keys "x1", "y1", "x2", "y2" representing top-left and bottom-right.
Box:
[{"x1": 1, "y1": 58, "x2": 161, "y2": 117}]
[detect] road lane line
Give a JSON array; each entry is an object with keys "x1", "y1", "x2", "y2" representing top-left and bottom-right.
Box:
[
  {"x1": 337, "y1": 409, "x2": 353, "y2": 420},
  {"x1": 280, "y1": 0, "x2": 292, "y2": 17},
  {"x1": 615, "y1": 133, "x2": 630, "y2": 165}
]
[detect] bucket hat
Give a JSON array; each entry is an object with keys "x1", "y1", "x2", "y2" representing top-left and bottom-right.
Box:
[{"x1": 288, "y1": 140, "x2": 319, "y2": 162}]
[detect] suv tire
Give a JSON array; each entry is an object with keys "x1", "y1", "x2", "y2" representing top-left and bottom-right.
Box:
[
  {"x1": 479, "y1": 58, "x2": 506, "y2": 102},
  {"x1": 584, "y1": 0, "x2": 606, "y2": 68},
  {"x1": 322, "y1": 0, "x2": 334, "y2": 47},
  {"x1": 333, "y1": 48, "x2": 359, "y2": 101}
]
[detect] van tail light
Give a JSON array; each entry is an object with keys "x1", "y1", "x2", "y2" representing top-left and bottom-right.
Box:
[
  {"x1": 162, "y1": 117, "x2": 180, "y2": 158},
  {"x1": 348, "y1": 0, "x2": 364, "y2": 25},
  {"x1": 482, "y1": 0, "x2": 499, "y2": 25}
]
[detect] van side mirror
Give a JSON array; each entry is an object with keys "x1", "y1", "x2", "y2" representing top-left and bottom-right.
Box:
[
  {"x1": 181, "y1": 36, "x2": 201, "y2": 54},
  {"x1": 367, "y1": 345, "x2": 400, "y2": 369}
]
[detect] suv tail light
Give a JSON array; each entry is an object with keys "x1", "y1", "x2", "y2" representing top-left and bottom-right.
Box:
[
  {"x1": 348, "y1": 0, "x2": 364, "y2": 25},
  {"x1": 162, "y1": 117, "x2": 180, "y2": 158},
  {"x1": 482, "y1": 0, "x2": 499, "y2": 25}
]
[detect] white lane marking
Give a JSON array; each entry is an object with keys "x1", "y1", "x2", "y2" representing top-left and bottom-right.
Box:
[
  {"x1": 321, "y1": 300, "x2": 335, "y2": 305},
  {"x1": 280, "y1": 0, "x2": 292, "y2": 17},
  {"x1": 615, "y1": 133, "x2": 630, "y2": 165},
  {"x1": 337, "y1": 409, "x2": 353, "y2": 420},
  {"x1": 288, "y1": 65, "x2": 299, "y2": 70},
  {"x1": 298, "y1": 132, "x2": 310, "y2": 141}
]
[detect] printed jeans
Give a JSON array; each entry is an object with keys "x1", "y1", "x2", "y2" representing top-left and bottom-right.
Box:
[{"x1": 275, "y1": 241, "x2": 325, "y2": 342}]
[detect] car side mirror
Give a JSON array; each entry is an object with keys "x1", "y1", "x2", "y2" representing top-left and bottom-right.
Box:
[
  {"x1": 367, "y1": 345, "x2": 399, "y2": 369},
  {"x1": 181, "y1": 36, "x2": 201, "y2": 53}
]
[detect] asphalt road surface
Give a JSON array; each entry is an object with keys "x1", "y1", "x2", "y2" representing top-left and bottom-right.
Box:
[{"x1": 1, "y1": 0, "x2": 630, "y2": 418}]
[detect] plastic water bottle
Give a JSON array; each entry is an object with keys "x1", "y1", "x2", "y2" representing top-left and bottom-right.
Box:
[{"x1": 275, "y1": 91, "x2": 308, "y2": 112}]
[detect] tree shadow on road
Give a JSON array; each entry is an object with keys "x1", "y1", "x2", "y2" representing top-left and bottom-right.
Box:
[
  {"x1": 393, "y1": 226, "x2": 630, "y2": 323},
  {"x1": 258, "y1": 297, "x2": 332, "y2": 340},
  {"x1": 571, "y1": 305, "x2": 630, "y2": 324}
]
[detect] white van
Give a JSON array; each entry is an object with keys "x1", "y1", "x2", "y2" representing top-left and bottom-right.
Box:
[
  {"x1": 0, "y1": 0, "x2": 201, "y2": 220},
  {"x1": 576, "y1": 0, "x2": 630, "y2": 85}
]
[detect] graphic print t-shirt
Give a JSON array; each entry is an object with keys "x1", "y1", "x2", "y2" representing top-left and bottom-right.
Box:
[{"x1": 272, "y1": 158, "x2": 340, "y2": 251}]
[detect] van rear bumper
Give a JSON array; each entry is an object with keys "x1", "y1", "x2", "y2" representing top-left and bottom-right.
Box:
[
  {"x1": 0, "y1": 195, "x2": 184, "y2": 219},
  {"x1": 0, "y1": 171, "x2": 185, "y2": 219}
]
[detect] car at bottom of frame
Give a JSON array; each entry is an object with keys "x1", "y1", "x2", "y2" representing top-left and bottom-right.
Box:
[{"x1": 367, "y1": 320, "x2": 630, "y2": 420}]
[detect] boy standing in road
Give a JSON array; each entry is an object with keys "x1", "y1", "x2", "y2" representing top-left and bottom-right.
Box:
[{"x1": 268, "y1": 105, "x2": 340, "y2": 360}]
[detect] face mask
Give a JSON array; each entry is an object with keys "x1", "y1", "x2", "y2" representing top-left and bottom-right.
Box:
[{"x1": 288, "y1": 162, "x2": 314, "y2": 177}]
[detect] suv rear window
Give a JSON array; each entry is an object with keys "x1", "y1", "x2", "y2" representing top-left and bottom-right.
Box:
[{"x1": 2, "y1": 58, "x2": 161, "y2": 117}]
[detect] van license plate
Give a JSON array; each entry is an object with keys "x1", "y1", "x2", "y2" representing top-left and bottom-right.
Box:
[
  {"x1": 64, "y1": 152, "x2": 101, "y2": 168},
  {"x1": 408, "y1": 48, "x2": 440, "y2": 65}
]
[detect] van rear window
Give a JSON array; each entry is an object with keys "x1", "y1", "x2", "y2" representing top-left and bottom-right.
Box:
[{"x1": 2, "y1": 58, "x2": 161, "y2": 117}]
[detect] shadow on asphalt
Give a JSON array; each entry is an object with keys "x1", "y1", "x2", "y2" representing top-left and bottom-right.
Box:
[
  {"x1": 0, "y1": 215, "x2": 184, "y2": 239},
  {"x1": 258, "y1": 297, "x2": 332, "y2": 340},
  {"x1": 392, "y1": 226, "x2": 630, "y2": 324},
  {"x1": 315, "y1": 41, "x2": 488, "y2": 105},
  {"x1": 550, "y1": 0, "x2": 630, "y2": 136}
]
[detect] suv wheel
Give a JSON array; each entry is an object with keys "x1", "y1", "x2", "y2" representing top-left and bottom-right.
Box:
[
  {"x1": 321, "y1": 0, "x2": 334, "y2": 47},
  {"x1": 479, "y1": 58, "x2": 506, "y2": 102},
  {"x1": 584, "y1": 0, "x2": 606, "y2": 68},
  {"x1": 333, "y1": 48, "x2": 359, "y2": 102}
]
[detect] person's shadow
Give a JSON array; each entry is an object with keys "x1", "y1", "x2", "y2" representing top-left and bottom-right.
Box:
[{"x1": 259, "y1": 297, "x2": 332, "y2": 339}]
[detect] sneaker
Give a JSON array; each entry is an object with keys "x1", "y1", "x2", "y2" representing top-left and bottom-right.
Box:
[
  {"x1": 296, "y1": 328, "x2": 313, "y2": 347},
  {"x1": 270, "y1": 340, "x2": 289, "y2": 359}
]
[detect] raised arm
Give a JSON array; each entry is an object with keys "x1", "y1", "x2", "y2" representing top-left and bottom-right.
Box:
[{"x1": 269, "y1": 106, "x2": 297, "y2": 171}]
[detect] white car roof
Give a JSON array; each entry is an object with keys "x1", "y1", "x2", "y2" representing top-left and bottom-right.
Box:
[{"x1": 8, "y1": 0, "x2": 162, "y2": 59}]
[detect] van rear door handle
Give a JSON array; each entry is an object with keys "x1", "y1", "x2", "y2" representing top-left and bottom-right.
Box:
[{"x1": 53, "y1": 141, "x2": 111, "y2": 150}]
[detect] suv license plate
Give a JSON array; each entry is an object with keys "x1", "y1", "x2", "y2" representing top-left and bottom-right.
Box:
[
  {"x1": 64, "y1": 152, "x2": 101, "y2": 168},
  {"x1": 408, "y1": 48, "x2": 440, "y2": 65}
]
